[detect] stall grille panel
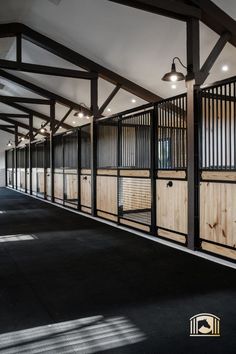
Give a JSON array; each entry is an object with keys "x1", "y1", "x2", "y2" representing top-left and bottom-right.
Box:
[
  {"x1": 200, "y1": 82, "x2": 236, "y2": 170},
  {"x1": 155, "y1": 94, "x2": 187, "y2": 170},
  {"x1": 118, "y1": 177, "x2": 151, "y2": 225}
]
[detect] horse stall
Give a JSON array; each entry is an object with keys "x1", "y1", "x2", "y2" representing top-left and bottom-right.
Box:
[
  {"x1": 53, "y1": 134, "x2": 64, "y2": 204},
  {"x1": 80, "y1": 124, "x2": 91, "y2": 213},
  {"x1": 6, "y1": 149, "x2": 14, "y2": 188},
  {"x1": 35, "y1": 141, "x2": 46, "y2": 198},
  {"x1": 31, "y1": 143, "x2": 37, "y2": 195},
  {"x1": 96, "y1": 118, "x2": 118, "y2": 222},
  {"x1": 63, "y1": 130, "x2": 79, "y2": 209},
  {"x1": 199, "y1": 80, "x2": 236, "y2": 260},
  {"x1": 155, "y1": 94, "x2": 188, "y2": 244},
  {"x1": 17, "y1": 147, "x2": 26, "y2": 192}
]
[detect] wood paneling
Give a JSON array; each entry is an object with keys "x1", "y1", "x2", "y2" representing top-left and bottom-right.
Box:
[
  {"x1": 156, "y1": 180, "x2": 187, "y2": 234},
  {"x1": 157, "y1": 170, "x2": 186, "y2": 179},
  {"x1": 120, "y1": 218, "x2": 150, "y2": 232},
  {"x1": 201, "y1": 171, "x2": 236, "y2": 181},
  {"x1": 97, "y1": 169, "x2": 118, "y2": 176},
  {"x1": 97, "y1": 211, "x2": 118, "y2": 222},
  {"x1": 200, "y1": 182, "x2": 236, "y2": 248},
  {"x1": 158, "y1": 228, "x2": 186, "y2": 244},
  {"x1": 32, "y1": 168, "x2": 37, "y2": 193},
  {"x1": 81, "y1": 206, "x2": 91, "y2": 213},
  {"x1": 119, "y1": 170, "x2": 150, "y2": 177},
  {"x1": 46, "y1": 169, "x2": 51, "y2": 197},
  {"x1": 81, "y1": 169, "x2": 91, "y2": 175},
  {"x1": 37, "y1": 172, "x2": 45, "y2": 194},
  {"x1": 65, "y1": 174, "x2": 78, "y2": 201},
  {"x1": 201, "y1": 241, "x2": 236, "y2": 260},
  {"x1": 80, "y1": 175, "x2": 91, "y2": 207},
  {"x1": 96, "y1": 176, "x2": 117, "y2": 215},
  {"x1": 54, "y1": 173, "x2": 63, "y2": 200}
]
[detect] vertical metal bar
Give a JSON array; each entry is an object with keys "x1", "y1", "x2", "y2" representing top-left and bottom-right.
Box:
[
  {"x1": 16, "y1": 34, "x2": 22, "y2": 63},
  {"x1": 77, "y1": 128, "x2": 81, "y2": 210},
  {"x1": 216, "y1": 87, "x2": 219, "y2": 169},
  {"x1": 117, "y1": 117, "x2": 121, "y2": 224},
  {"x1": 207, "y1": 90, "x2": 211, "y2": 169},
  {"x1": 5, "y1": 150, "x2": 7, "y2": 187},
  {"x1": 150, "y1": 108, "x2": 157, "y2": 235},
  {"x1": 90, "y1": 76, "x2": 98, "y2": 216},
  {"x1": 50, "y1": 100, "x2": 55, "y2": 202},
  {"x1": 14, "y1": 126, "x2": 18, "y2": 189},
  {"x1": 62, "y1": 134, "x2": 65, "y2": 205},
  {"x1": 29, "y1": 115, "x2": 33, "y2": 195},
  {"x1": 43, "y1": 140, "x2": 47, "y2": 199},
  {"x1": 229, "y1": 83, "x2": 232, "y2": 169},
  {"x1": 234, "y1": 82, "x2": 236, "y2": 169},
  {"x1": 224, "y1": 85, "x2": 227, "y2": 170},
  {"x1": 220, "y1": 85, "x2": 223, "y2": 169}
]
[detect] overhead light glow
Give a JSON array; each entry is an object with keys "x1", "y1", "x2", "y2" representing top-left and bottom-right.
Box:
[
  {"x1": 7, "y1": 140, "x2": 12, "y2": 147},
  {"x1": 73, "y1": 121, "x2": 76, "y2": 124},
  {"x1": 131, "y1": 98, "x2": 136, "y2": 103},
  {"x1": 107, "y1": 108, "x2": 111, "y2": 112},
  {"x1": 171, "y1": 84, "x2": 177, "y2": 89},
  {"x1": 222, "y1": 65, "x2": 229, "y2": 72}
]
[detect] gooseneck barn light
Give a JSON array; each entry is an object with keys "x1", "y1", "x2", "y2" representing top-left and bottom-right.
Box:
[{"x1": 162, "y1": 57, "x2": 186, "y2": 82}]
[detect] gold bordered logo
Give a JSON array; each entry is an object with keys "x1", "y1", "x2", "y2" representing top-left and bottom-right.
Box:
[{"x1": 190, "y1": 313, "x2": 220, "y2": 337}]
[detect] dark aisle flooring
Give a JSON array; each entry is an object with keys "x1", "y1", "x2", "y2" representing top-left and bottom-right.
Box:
[{"x1": 0, "y1": 187, "x2": 236, "y2": 354}]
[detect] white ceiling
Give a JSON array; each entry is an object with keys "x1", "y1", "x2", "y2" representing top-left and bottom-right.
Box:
[{"x1": 0, "y1": 0, "x2": 236, "y2": 151}]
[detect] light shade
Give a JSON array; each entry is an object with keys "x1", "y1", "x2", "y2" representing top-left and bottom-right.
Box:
[{"x1": 162, "y1": 63, "x2": 185, "y2": 82}]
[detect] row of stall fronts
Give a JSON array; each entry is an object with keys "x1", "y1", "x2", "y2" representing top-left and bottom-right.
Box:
[{"x1": 6, "y1": 79, "x2": 236, "y2": 261}]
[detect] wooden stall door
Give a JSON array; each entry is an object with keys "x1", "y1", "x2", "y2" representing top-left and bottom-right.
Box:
[
  {"x1": 80, "y1": 173, "x2": 91, "y2": 212},
  {"x1": 156, "y1": 179, "x2": 188, "y2": 235}
]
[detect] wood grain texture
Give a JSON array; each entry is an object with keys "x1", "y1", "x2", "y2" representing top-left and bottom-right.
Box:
[
  {"x1": 97, "y1": 211, "x2": 118, "y2": 222},
  {"x1": 96, "y1": 176, "x2": 117, "y2": 215},
  {"x1": 202, "y1": 241, "x2": 236, "y2": 260},
  {"x1": 158, "y1": 228, "x2": 186, "y2": 244},
  {"x1": 65, "y1": 174, "x2": 78, "y2": 200},
  {"x1": 202, "y1": 171, "x2": 236, "y2": 181},
  {"x1": 54, "y1": 173, "x2": 63, "y2": 199},
  {"x1": 200, "y1": 182, "x2": 236, "y2": 248},
  {"x1": 157, "y1": 170, "x2": 186, "y2": 179},
  {"x1": 120, "y1": 218, "x2": 150, "y2": 232},
  {"x1": 119, "y1": 170, "x2": 150, "y2": 177},
  {"x1": 156, "y1": 180, "x2": 188, "y2": 233},
  {"x1": 97, "y1": 169, "x2": 118, "y2": 176},
  {"x1": 80, "y1": 175, "x2": 91, "y2": 207}
]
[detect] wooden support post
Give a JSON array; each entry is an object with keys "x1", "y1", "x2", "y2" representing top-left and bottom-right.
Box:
[
  {"x1": 186, "y1": 18, "x2": 200, "y2": 250},
  {"x1": 29, "y1": 115, "x2": 33, "y2": 195},
  {"x1": 90, "y1": 77, "x2": 98, "y2": 216},
  {"x1": 50, "y1": 101, "x2": 56, "y2": 202}
]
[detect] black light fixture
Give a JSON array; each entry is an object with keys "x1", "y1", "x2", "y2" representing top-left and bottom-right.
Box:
[
  {"x1": 74, "y1": 103, "x2": 90, "y2": 119},
  {"x1": 40, "y1": 123, "x2": 47, "y2": 134},
  {"x1": 7, "y1": 140, "x2": 13, "y2": 147},
  {"x1": 162, "y1": 57, "x2": 186, "y2": 82}
]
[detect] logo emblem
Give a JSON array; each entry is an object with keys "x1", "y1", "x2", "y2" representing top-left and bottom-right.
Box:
[{"x1": 190, "y1": 313, "x2": 220, "y2": 336}]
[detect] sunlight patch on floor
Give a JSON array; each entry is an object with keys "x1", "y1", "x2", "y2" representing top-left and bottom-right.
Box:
[
  {"x1": 0, "y1": 315, "x2": 146, "y2": 353},
  {"x1": 0, "y1": 234, "x2": 37, "y2": 242}
]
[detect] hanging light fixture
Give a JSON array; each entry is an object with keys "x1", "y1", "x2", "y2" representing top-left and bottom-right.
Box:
[
  {"x1": 40, "y1": 123, "x2": 47, "y2": 133},
  {"x1": 20, "y1": 136, "x2": 25, "y2": 141},
  {"x1": 74, "y1": 103, "x2": 90, "y2": 119},
  {"x1": 7, "y1": 140, "x2": 13, "y2": 147},
  {"x1": 162, "y1": 57, "x2": 186, "y2": 82}
]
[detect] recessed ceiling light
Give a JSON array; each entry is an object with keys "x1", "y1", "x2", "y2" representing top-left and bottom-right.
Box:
[
  {"x1": 222, "y1": 65, "x2": 229, "y2": 72},
  {"x1": 171, "y1": 84, "x2": 177, "y2": 89},
  {"x1": 73, "y1": 121, "x2": 76, "y2": 124},
  {"x1": 131, "y1": 98, "x2": 136, "y2": 103},
  {"x1": 107, "y1": 108, "x2": 111, "y2": 112}
]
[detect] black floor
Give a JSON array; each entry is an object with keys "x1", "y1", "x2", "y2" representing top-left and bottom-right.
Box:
[{"x1": 0, "y1": 187, "x2": 236, "y2": 354}]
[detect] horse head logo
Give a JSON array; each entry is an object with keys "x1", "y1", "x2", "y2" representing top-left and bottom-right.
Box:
[{"x1": 190, "y1": 313, "x2": 220, "y2": 336}]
